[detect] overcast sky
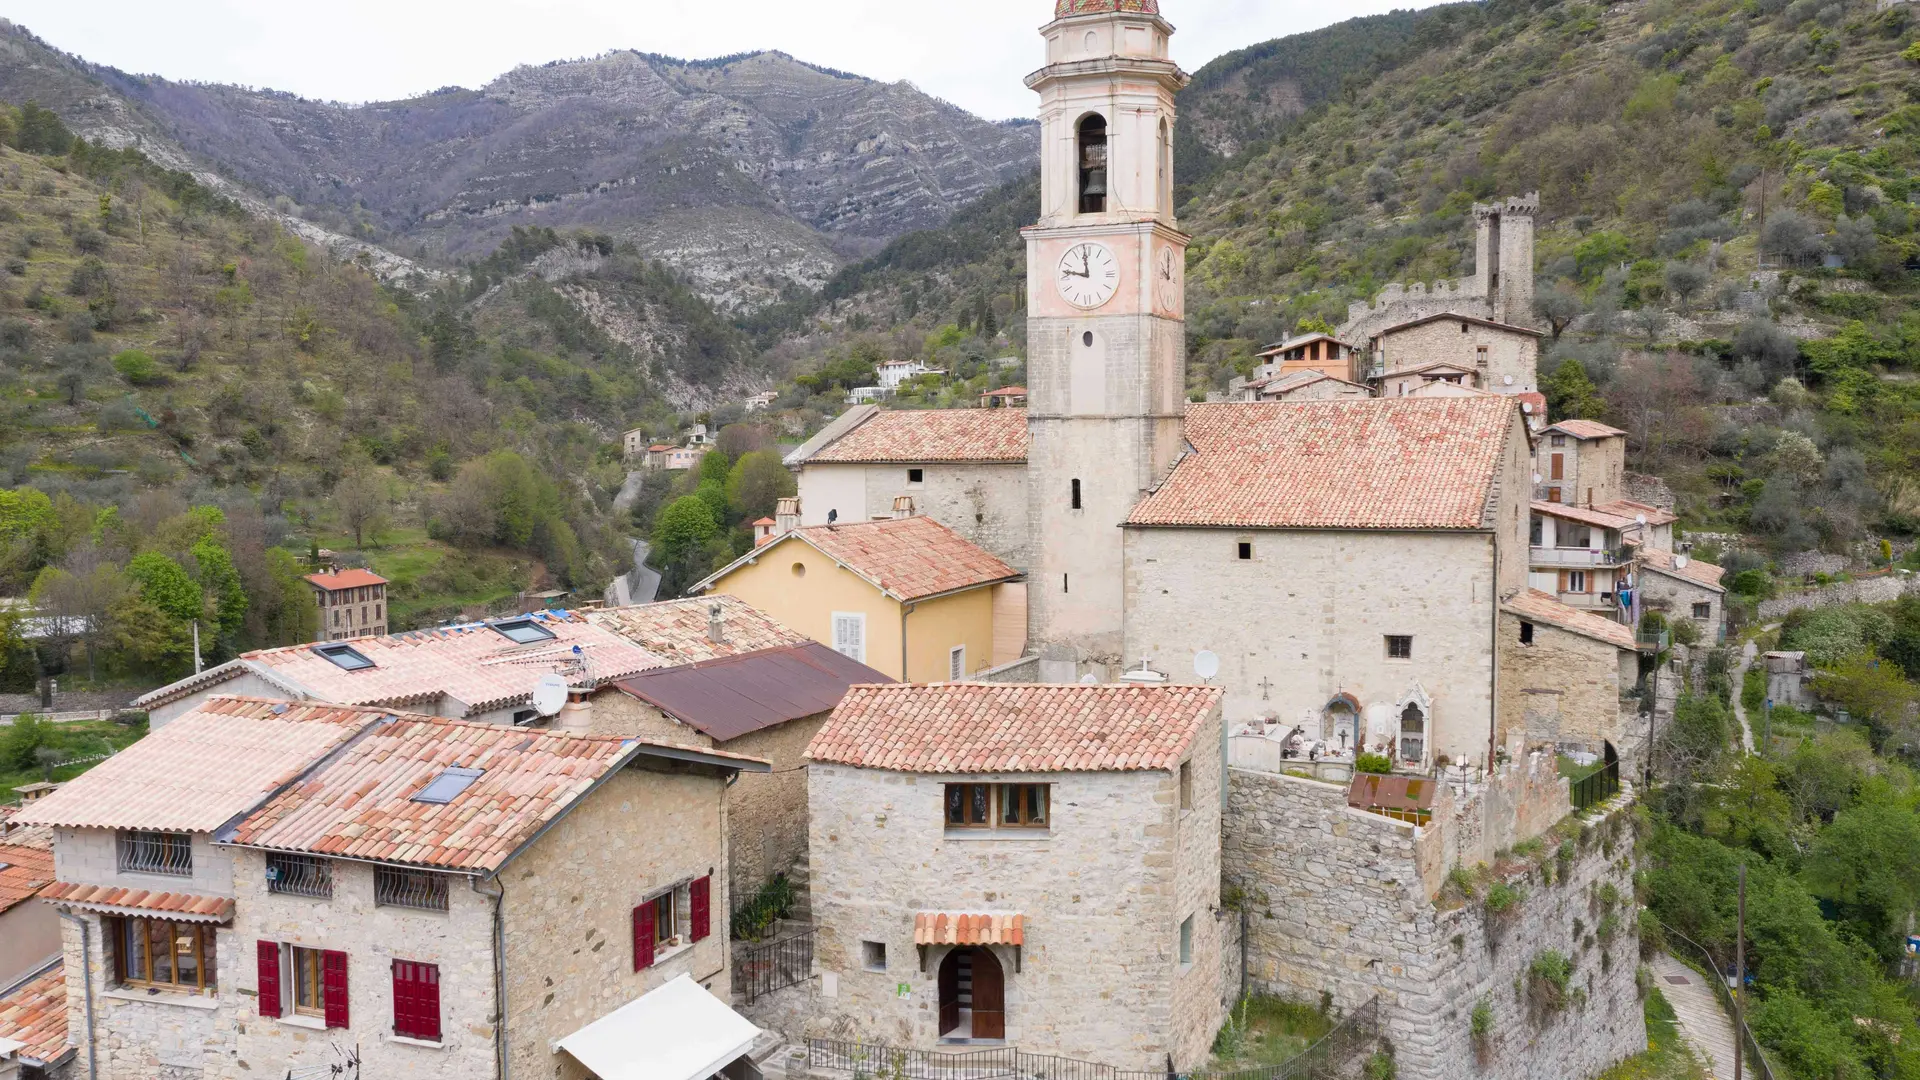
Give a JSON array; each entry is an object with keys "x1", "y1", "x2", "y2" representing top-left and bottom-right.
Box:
[{"x1": 7, "y1": 0, "x2": 1442, "y2": 121}]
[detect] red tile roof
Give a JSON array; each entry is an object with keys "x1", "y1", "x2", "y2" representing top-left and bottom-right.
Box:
[
  {"x1": 1532, "y1": 500, "x2": 1639, "y2": 531},
  {"x1": 13, "y1": 697, "x2": 389, "y2": 832},
  {"x1": 808, "y1": 683, "x2": 1221, "y2": 773},
  {"x1": 980, "y1": 386, "x2": 1027, "y2": 398},
  {"x1": 915, "y1": 912, "x2": 1023, "y2": 946},
  {"x1": 1377, "y1": 311, "x2": 1544, "y2": 338},
  {"x1": 1127, "y1": 399, "x2": 1518, "y2": 530},
  {"x1": 1638, "y1": 548, "x2": 1726, "y2": 591},
  {"x1": 303, "y1": 568, "x2": 388, "y2": 590},
  {"x1": 1595, "y1": 499, "x2": 1678, "y2": 527},
  {"x1": 0, "y1": 843, "x2": 53, "y2": 916},
  {"x1": 589, "y1": 596, "x2": 806, "y2": 665},
  {"x1": 1546, "y1": 419, "x2": 1625, "y2": 439},
  {"x1": 734, "y1": 516, "x2": 1019, "y2": 603},
  {"x1": 1502, "y1": 590, "x2": 1637, "y2": 650},
  {"x1": 809, "y1": 408, "x2": 1029, "y2": 464},
  {"x1": 39, "y1": 880, "x2": 235, "y2": 922},
  {"x1": 0, "y1": 961, "x2": 69, "y2": 1066}
]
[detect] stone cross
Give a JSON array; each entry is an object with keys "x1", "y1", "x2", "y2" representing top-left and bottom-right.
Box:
[{"x1": 1256, "y1": 676, "x2": 1274, "y2": 700}]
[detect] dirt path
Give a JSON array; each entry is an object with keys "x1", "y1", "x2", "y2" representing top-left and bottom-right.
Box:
[{"x1": 1730, "y1": 640, "x2": 1757, "y2": 754}]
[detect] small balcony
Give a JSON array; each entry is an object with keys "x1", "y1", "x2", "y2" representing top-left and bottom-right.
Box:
[
  {"x1": 1636, "y1": 628, "x2": 1670, "y2": 652},
  {"x1": 1529, "y1": 545, "x2": 1630, "y2": 568}
]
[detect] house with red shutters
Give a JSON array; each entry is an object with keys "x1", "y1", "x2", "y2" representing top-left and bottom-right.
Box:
[{"x1": 14, "y1": 695, "x2": 768, "y2": 1080}]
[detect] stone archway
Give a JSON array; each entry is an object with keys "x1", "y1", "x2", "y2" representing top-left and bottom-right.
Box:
[{"x1": 937, "y1": 946, "x2": 1005, "y2": 1041}]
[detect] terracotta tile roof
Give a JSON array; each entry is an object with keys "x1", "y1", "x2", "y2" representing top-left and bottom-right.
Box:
[
  {"x1": 915, "y1": 912, "x2": 1024, "y2": 946},
  {"x1": 1387, "y1": 360, "x2": 1478, "y2": 377},
  {"x1": 808, "y1": 683, "x2": 1221, "y2": 773},
  {"x1": 1127, "y1": 399, "x2": 1517, "y2": 530},
  {"x1": 1532, "y1": 500, "x2": 1638, "y2": 531},
  {"x1": 39, "y1": 880, "x2": 235, "y2": 922},
  {"x1": 1595, "y1": 499, "x2": 1678, "y2": 527},
  {"x1": 0, "y1": 961, "x2": 69, "y2": 1066},
  {"x1": 808, "y1": 408, "x2": 1029, "y2": 464},
  {"x1": 12, "y1": 697, "x2": 390, "y2": 832},
  {"x1": 1546, "y1": 419, "x2": 1625, "y2": 439},
  {"x1": 980, "y1": 386, "x2": 1027, "y2": 398},
  {"x1": 303, "y1": 568, "x2": 388, "y2": 590},
  {"x1": 227, "y1": 717, "x2": 759, "y2": 872},
  {"x1": 1502, "y1": 589, "x2": 1637, "y2": 650},
  {"x1": 0, "y1": 843, "x2": 53, "y2": 916},
  {"x1": 1516, "y1": 392, "x2": 1548, "y2": 417},
  {"x1": 1638, "y1": 548, "x2": 1726, "y2": 591},
  {"x1": 743, "y1": 516, "x2": 1019, "y2": 603},
  {"x1": 135, "y1": 610, "x2": 673, "y2": 715},
  {"x1": 1376, "y1": 311, "x2": 1544, "y2": 337},
  {"x1": 1257, "y1": 331, "x2": 1357, "y2": 355},
  {"x1": 589, "y1": 596, "x2": 807, "y2": 665}
]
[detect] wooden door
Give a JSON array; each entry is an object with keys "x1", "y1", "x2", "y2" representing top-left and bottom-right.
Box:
[
  {"x1": 938, "y1": 949, "x2": 961, "y2": 1035},
  {"x1": 970, "y1": 948, "x2": 1005, "y2": 1040}
]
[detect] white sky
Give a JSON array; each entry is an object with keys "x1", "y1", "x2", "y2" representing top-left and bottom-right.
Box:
[{"x1": 8, "y1": 0, "x2": 1444, "y2": 122}]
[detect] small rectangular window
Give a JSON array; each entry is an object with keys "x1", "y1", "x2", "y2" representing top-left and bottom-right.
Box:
[
  {"x1": 116, "y1": 916, "x2": 215, "y2": 992},
  {"x1": 1551, "y1": 434, "x2": 1566, "y2": 446},
  {"x1": 1692, "y1": 603, "x2": 1713, "y2": 619},
  {"x1": 374, "y1": 867, "x2": 450, "y2": 912},
  {"x1": 653, "y1": 891, "x2": 677, "y2": 944},
  {"x1": 1519, "y1": 621, "x2": 1535, "y2": 645},
  {"x1": 490, "y1": 617, "x2": 556, "y2": 644},
  {"x1": 291, "y1": 946, "x2": 326, "y2": 1018},
  {"x1": 1236, "y1": 541, "x2": 1252, "y2": 560},
  {"x1": 949, "y1": 645, "x2": 966, "y2": 682},
  {"x1": 1070, "y1": 478, "x2": 1082, "y2": 510},
  {"x1": 266, "y1": 853, "x2": 332, "y2": 898},
  {"x1": 1385, "y1": 635, "x2": 1413, "y2": 660},
  {"x1": 1179, "y1": 761, "x2": 1192, "y2": 810},
  {"x1": 944, "y1": 783, "x2": 992, "y2": 827},
  {"x1": 997, "y1": 784, "x2": 1049, "y2": 828},
  {"x1": 862, "y1": 940, "x2": 888, "y2": 972},
  {"x1": 392, "y1": 960, "x2": 441, "y2": 1041},
  {"x1": 831, "y1": 612, "x2": 867, "y2": 662},
  {"x1": 1178, "y1": 915, "x2": 1194, "y2": 966},
  {"x1": 1062, "y1": 573, "x2": 1069, "y2": 594},
  {"x1": 314, "y1": 642, "x2": 373, "y2": 670},
  {"x1": 907, "y1": 468, "x2": 924, "y2": 484},
  {"x1": 118, "y1": 830, "x2": 193, "y2": 876}
]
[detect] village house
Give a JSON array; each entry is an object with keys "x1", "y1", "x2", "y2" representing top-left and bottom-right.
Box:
[
  {"x1": 305, "y1": 567, "x2": 389, "y2": 641},
  {"x1": 977, "y1": 386, "x2": 1028, "y2": 409},
  {"x1": 623, "y1": 428, "x2": 650, "y2": 457},
  {"x1": 1498, "y1": 589, "x2": 1641, "y2": 758},
  {"x1": 1529, "y1": 501, "x2": 1636, "y2": 617},
  {"x1": 805, "y1": 683, "x2": 1225, "y2": 1069},
  {"x1": 785, "y1": 404, "x2": 1032, "y2": 568},
  {"x1": 692, "y1": 512, "x2": 1025, "y2": 683},
  {"x1": 1231, "y1": 369, "x2": 1371, "y2": 402},
  {"x1": 1254, "y1": 331, "x2": 1362, "y2": 383},
  {"x1": 1534, "y1": 419, "x2": 1627, "y2": 506},
  {"x1": 13, "y1": 695, "x2": 766, "y2": 1080},
  {"x1": 1369, "y1": 313, "x2": 1543, "y2": 396},
  {"x1": 876, "y1": 360, "x2": 944, "y2": 391},
  {"x1": 1635, "y1": 546, "x2": 1726, "y2": 642}
]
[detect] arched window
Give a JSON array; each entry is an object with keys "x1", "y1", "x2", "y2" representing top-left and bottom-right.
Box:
[
  {"x1": 1157, "y1": 117, "x2": 1170, "y2": 215},
  {"x1": 1077, "y1": 114, "x2": 1107, "y2": 214}
]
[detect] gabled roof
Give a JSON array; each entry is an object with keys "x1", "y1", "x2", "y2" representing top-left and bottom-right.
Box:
[
  {"x1": 1385, "y1": 360, "x2": 1478, "y2": 377},
  {"x1": 1247, "y1": 370, "x2": 1369, "y2": 395},
  {"x1": 1638, "y1": 547, "x2": 1726, "y2": 592},
  {"x1": 0, "y1": 960, "x2": 69, "y2": 1067},
  {"x1": 304, "y1": 568, "x2": 388, "y2": 590},
  {"x1": 1502, "y1": 589, "x2": 1637, "y2": 651},
  {"x1": 808, "y1": 683, "x2": 1222, "y2": 774},
  {"x1": 1545, "y1": 419, "x2": 1626, "y2": 439},
  {"x1": 613, "y1": 642, "x2": 893, "y2": 742},
  {"x1": 697, "y1": 516, "x2": 1020, "y2": 604},
  {"x1": 1532, "y1": 500, "x2": 1639, "y2": 531},
  {"x1": 12, "y1": 697, "x2": 389, "y2": 833},
  {"x1": 802, "y1": 408, "x2": 1029, "y2": 464},
  {"x1": 228, "y1": 716, "x2": 765, "y2": 873},
  {"x1": 1376, "y1": 311, "x2": 1545, "y2": 338},
  {"x1": 1257, "y1": 331, "x2": 1356, "y2": 356},
  {"x1": 1127, "y1": 398, "x2": 1520, "y2": 531},
  {"x1": 589, "y1": 596, "x2": 807, "y2": 666},
  {"x1": 1595, "y1": 499, "x2": 1678, "y2": 527},
  {"x1": 134, "y1": 610, "x2": 672, "y2": 715},
  {"x1": 0, "y1": 842, "x2": 52, "y2": 916}
]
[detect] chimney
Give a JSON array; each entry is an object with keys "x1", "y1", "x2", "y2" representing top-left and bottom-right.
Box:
[
  {"x1": 555, "y1": 692, "x2": 593, "y2": 732},
  {"x1": 892, "y1": 495, "x2": 915, "y2": 519},
  {"x1": 775, "y1": 496, "x2": 800, "y2": 534},
  {"x1": 707, "y1": 601, "x2": 726, "y2": 644}
]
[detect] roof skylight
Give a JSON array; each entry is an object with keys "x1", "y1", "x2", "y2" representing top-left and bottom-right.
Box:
[
  {"x1": 314, "y1": 642, "x2": 375, "y2": 671},
  {"x1": 411, "y1": 767, "x2": 484, "y2": 805},
  {"x1": 491, "y1": 617, "x2": 557, "y2": 644}
]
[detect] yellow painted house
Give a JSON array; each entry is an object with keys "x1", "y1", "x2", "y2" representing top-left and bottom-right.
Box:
[{"x1": 692, "y1": 512, "x2": 1025, "y2": 683}]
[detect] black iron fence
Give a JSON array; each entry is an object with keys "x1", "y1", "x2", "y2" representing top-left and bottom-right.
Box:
[
  {"x1": 1570, "y1": 759, "x2": 1620, "y2": 811},
  {"x1": 1659, "y1": 924, "x2": 1777, "y2": 1080},
  {"x1": 739, "y1": 927, "x2": 815, "y2": 1004},
  {"x1": 807, "y1": 997, "x2": 1380, "y2": 1080}
]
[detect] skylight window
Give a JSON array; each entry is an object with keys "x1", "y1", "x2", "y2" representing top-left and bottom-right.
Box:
[
  {"x1": 491, "y1": 617, "x2": 556, "y2": 644},
  {"x1": 412, "y1": 766, "x2": 484, "y2": 805},
  {"x1": 314, "y1": 642, "x2": 374, "y2": 670}
]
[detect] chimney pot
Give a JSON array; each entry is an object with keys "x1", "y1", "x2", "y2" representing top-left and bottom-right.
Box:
[
  {"x1": 707, "y1": 601, "x2": 726, "y2": 644},
  {"x1": 892, "y1": 495, "x2": 915, "y2": 519}
]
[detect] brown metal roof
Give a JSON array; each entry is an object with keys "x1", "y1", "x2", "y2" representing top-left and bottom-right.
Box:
[
  {"x1": 1347, "y1": 773, "x2": 1438, "y2": 812},
  {"x1": 611, "y1": 642, "x2": 893, "y2": 743}
]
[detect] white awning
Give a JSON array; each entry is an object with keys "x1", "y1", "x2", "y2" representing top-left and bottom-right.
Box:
[{"x1": 557, "y1": 974, "x2": 761, "y2": 1080}]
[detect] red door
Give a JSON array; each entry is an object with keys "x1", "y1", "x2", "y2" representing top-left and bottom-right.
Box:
[{"x1": 970, "y1": 949, "x2": 1005, "y2": 1040}]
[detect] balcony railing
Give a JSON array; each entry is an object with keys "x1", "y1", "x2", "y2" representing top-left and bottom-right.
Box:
[
  {"x1": 1637, "y1": 628, "x2": 1671, "y2": 651},
  {"x1": 1529, "y1": 545, "x2": 1629, "y2": 568}
]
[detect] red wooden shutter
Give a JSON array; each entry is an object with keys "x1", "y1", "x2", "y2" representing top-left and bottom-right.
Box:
[
  {"x1": 633, "y1": 903, "x2": 656, "y2": 971},
  {"x1": 322, "y1": 950, "x2": 349, "y2": 1029},
  {"x1": 392, "y1": 961, "x2": 441, "y2": 1041},
  {"x1": 256, "y1": 941, "x2": 282, "y2": 1018},
  {"x1": 690, "y1": 877, "x2": 711, "y2": 943}
]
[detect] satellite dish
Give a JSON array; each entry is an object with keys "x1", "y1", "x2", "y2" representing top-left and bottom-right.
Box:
[
  {"x1": 532, "y1": 673, "x2": 568, "y2": 717},
  {"x1": 1636, "y1": 514, "x2": 1648, "y2": 525},
  {"x1": 1079, "y1": 673, "x2": 1100, "y2": 685},
  {"x1": 1532, "y1": 473, "x2": 1542, "y2": 484},
  {"x1": 1520, "y1": 401, "x2": 1533, "y2": 413},
  {"x1": 827, "y1": 508, "x2": 838, "y2": 525},
  {"x1": 1194, "y1": 650, "x2": 1220, "y2": 680}
]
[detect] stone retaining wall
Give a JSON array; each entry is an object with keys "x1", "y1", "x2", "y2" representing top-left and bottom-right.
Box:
[{"x1": 1757, "y1": 573, "x2": 1919, "y2": 621}]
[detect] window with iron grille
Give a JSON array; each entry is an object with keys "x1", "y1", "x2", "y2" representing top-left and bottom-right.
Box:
[
  {"x1": 1385, "y1": 635, "x2": 1413, "y2": 660},
  {"x1": 266, "y1": 853, "x2": 333, "y2": 898},
  {"x1": 118, "y1": 830, "x2": 193, "y2": 876},
  {"x1": 374, "y1": 867, "x2": 449, "y2": 912}
]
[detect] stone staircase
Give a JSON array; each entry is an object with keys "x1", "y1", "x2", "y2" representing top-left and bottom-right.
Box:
[{"x1": 785, "y1": 854, "x2": 812, "y2": 924}]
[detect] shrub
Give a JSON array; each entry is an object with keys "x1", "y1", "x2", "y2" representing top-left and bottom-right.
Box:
[
  {"x1": 1486, "y1": 882, "x2": 1523, "y2": 914},
  {"x1": 111, "y1": 349, "x2": 161, "y2": 386},
  {"x1": 1527, "y1": 950, "x2": 1574, "y2": 1015},
  {"x1": 1671, "y1": 618, "x2": 1701, "y2": 646},
  {"x1": 1355, "y1": 752, "x2": 1392, "y2": 774}
]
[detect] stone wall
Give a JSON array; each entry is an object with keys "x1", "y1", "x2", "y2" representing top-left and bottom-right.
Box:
[
  {"x1": 1378, "y1": 318, "x2": 1539, "y2": 396},
  {"x1": 1223, "y1": 768, "x2": 1643, "y2": 1080},
  {"x1": 1339, "y1": 280, "x2": 1492, "y2": 347},
  {"x1": 795, "y1": 463, "x2": 1032, "y2": 571},
  {"x1": 1496, "y1": 613, "x2": 1636, "y2": 758},
  {"x1": 1757, "y1": 572, "x2": 1920, "y2": 621},
  {"x1": 1636, "y1": 571, "x2": 1722, "y2": 642}
]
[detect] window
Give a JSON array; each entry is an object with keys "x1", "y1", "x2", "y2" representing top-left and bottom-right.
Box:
[
  {"x1": 1070, "y1": 478, "x2": 1082, "y2": 510},
  {"x1": 1551, "y1": 434, "x2": 1566, "y2": 447},
  {"x1": 1385, "y1": 635, "x2": 1413, "y2": 660},
  {"x1": 1519, "y1": 621, "x2": 1535, "y2": 645},
  {"x1": 391, "y1": 960, "x2": 441, "y2": 1041},
  {"x1": 1550, "y1": 453, "x2": 1564, "y2": 480},
  {"x1": 630, "y1": 875, "x2": 711, "y2": 971},
  {"x1": 1547, "y1": 487, "x2": 1562, "y2": 503},
  {"x1": 945, "y1": 783, "x2": 992, "y2": 827},
  {"x1": 831, "y1": 612, "x2": 866, "y2": 663},
  {"x1": 490, "y1": 617, "x2": 556, "y2": 644},
  {"x1": 862, "y1": 940, "x2": 888, "y2": 972},
  {"x1": 907, "y1": 468, "x2": 924, "y2": 484},
  {"x1": 412, "y1": 766, "x2": 484, "y2": 804},
  {"x1": 266, "y1": 853, "x2": 332, "y2": 898},
  {"x1": 291, "y1": 946, "x2": 327, "y2": 1017},
  {"x1": 1529, "y1": 516, "x2": 1543, "y2": 545},
  {"x1": 115, "y1": 917, "x2": 215, "y2": 993},
  {"x1": 1076, "y1": 114, "x2": 1108, "y2": 213},
  {"x1": 118, "y1": 830, "x2": 192, "y2": 876},
  {"x1": 949, "y1": 645, "x2": 967, "y2": 682},
  {"x1": 1236, "y1": 541, "x2": 1252, "y2": 560},
  {"x1": 1062, "y1": 573, "x2": 1069, "y2": 594},
  {"x1": 1567, "y1": 571, "x2": 1588, "y2": 593},
  {"x1": 332, "y1": 609, "x2": 340, "y2": 627},
  {"x1": 1692, "y1": 602, "x2": 1713, "y2": 620},
  {"x1": 997, "y1": 784, "x2": 1049, "y2": 828},
  {"x1": 652, "y1": 891, "x2": 677, "y2": 944},
  {"x1": 314, "y1": 642, "x2": 373, "y2": 670},
  {"x1": 374, "y1": 867, "x2": 449, "y2": 912},
  {"x1": 1178, "y1": 915, "x2": 1194, "y2": 966},
  {"x1": 1179, "y1": 761, "x2": 1192, "y2": 810}
]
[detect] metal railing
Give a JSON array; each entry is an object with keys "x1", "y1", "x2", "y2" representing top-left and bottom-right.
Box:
[
  {"x1": 374, "y1": 866, "x2": 450, "y2": 912},
  {"x1": 266, "y1": 853, "x2": 334, "y2": 898},
  {"x1": 739, "y1": 927, "x2": 814, "y2": 1004},
  {"x1": 1659, "y1": 924, "x2": 1777, "y2": 1080},
  {"x1": 1529, "y1": 546, "x2": 1630, "y2": 568},
  {"x1": 807, "y1": 997, "x2": 1380, "y2": 1080},
  {"x1": 1637, "y1": 628, "x2": 1671, "y2": 651},
  {"x1": 1570, "y1": 759, "x2": 1620, "y2": 811},
  {"x1": 117, "y1": 830, "x2": 193, "y2": 876}
]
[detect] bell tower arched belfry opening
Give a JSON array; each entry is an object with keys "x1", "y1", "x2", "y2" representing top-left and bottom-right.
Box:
[{"x1": 1023, "y1": 0, "x2": 1190, "y2": 672}]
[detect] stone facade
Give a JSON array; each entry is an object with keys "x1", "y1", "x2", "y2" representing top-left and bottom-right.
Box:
[
  {"x1": 794, "y1": 462, "x2": 1031, "y2": 569},
  {"x1": 1223, "y1": 766, "x2": 1644, "y2": 1080},
  {"x1": 1339, "y1": 195, "x2": 1539, "y2": 347},
  {"x1": 1496, "y1": 612, "x2": 1637, "y2": 758},
  {"x1": 1634, "y1": 568, "x2": 1723, "y2": 643},
  {"x1": 805, "y1": 707, "x2": 1224, "y2": 1070},
  {"x1": 1377, "y1": 318, "x2": 1541, "y2": 397},
  {"x1": 1534, "y1": 431, "x2": 1625, "y2": 507}
]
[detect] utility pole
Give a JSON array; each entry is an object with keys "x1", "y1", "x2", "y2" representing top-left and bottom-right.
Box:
[{"x1": 1735, "y1": 861, "x2": 1747, "y2": 1080}]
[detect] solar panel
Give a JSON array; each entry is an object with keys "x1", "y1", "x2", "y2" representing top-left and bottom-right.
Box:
[{"x1": 411, "y1": 766, "x2": 484, "y2": 805}]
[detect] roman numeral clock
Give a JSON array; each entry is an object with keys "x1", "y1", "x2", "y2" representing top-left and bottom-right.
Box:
[{"x1": 1055, "y1": 241, "x2": 1119, "y2": 308}]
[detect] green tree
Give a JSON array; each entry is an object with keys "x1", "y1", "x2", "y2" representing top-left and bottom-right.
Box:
[
  {"x1": 1541, "y1": 359, "x2": 1606, "y2": 421},
  {"x1": 726, "y1": 451, "x2": 796, "y2": 522},
  {"x1": 190, "y1": 537, "x2": 247, "y2": 641},
  {"x1": 694, "y1": 480, "x2": 731, "y2": 530},
  {"x1": 652, "y1": 496, "x2": 719, "y2": 595},
  {"x1": 697, "y1": 447, "x2": 733, "y2": 487},
  {"x1": 126, "y1": 552, "x2": 202, "y2": 624},
  {"x1": 1803, "y1": 795, "x2": 1920, "y2": 960}
]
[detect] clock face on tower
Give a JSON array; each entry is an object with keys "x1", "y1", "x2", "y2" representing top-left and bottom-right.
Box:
[
  {"x1": 1056, "y1": 241, "x2": 1119, "y2": 309},
  {"x1": 1156, "y1": 246, "x2": 1181, "y2": 309}
]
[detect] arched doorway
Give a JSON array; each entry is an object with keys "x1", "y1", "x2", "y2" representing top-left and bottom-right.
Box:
[
  {"x1": 1399, "y1": 702, "x2": 1426, "y2": 764},
  {"x1": 937, "y1": 946, "x2": 1005, "y2": 1041}
]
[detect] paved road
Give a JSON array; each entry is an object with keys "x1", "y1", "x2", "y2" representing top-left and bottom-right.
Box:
[{"x1": 1652, "y1": 953, "x2": 1740, "y2": 1079}]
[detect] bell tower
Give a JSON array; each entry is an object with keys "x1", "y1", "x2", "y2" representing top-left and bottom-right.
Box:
[{"x1": 1022, "y1": 0, "x2": 1190, "y2": 673}]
